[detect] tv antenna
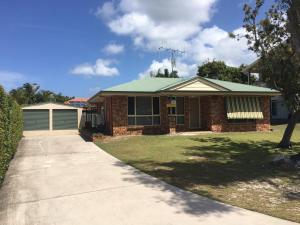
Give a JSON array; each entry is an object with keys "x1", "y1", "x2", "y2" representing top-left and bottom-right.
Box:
[{"x1": 158, "y1": 47, "x2": 185, "y2": 72}]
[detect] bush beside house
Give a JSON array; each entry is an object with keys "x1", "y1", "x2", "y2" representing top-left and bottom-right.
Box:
[{"x1": 0, "y1": 86, "x2": 23, "y2": 185}]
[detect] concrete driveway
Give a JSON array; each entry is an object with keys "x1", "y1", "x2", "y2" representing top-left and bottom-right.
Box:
[{"x1": 0, "y1": 135, "x2": 298, "y2": 225}]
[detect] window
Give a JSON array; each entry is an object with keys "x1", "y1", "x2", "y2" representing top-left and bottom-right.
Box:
[
  {"x1": 128, "y1": 97, "x2": 160, "y2": 126},
  {"x1": 153, "y1": 97, "x2": 160, "y2": 114},
  {"x1": 168, "y1": 97, "x2": 185, "y2": 125},
  {"x1": 128, "y1": 97, "x2": 135, "y2": 115},
  {"x1": 136, "y1": 97, "x2": 152, "y2": 115}
]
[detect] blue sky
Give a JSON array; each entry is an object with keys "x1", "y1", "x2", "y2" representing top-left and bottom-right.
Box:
[{"x1": 0, "y1": 0, "x2": 272, "y2": 97}]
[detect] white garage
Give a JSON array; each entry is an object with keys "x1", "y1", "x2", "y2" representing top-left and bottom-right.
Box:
[{"x1": 22, "y1": 103, "x2": 83, "y2": 134}]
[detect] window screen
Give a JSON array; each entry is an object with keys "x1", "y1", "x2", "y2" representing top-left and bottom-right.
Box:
[
  {"x1": 128, "y1": 97, "x2": 135, "y2": 115},
  {"x1": 176, "y1": 97, "x2": 184, "y2": 115},
  {"x1": 128, "y1": 97, "x2": 160, "y2": 126},
  {"x1": 153, "y1": 97, "x2": 160, "y2": 115},
  {"x1": 136, "y1": 97, "x2": 152, "y2": 115}
]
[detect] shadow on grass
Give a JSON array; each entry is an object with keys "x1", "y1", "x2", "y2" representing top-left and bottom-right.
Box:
[
  {"x1": 113, "y1": 160, "x2": 236, "y2": 217},
  {"x1": 111, "y1": 137, "x2": 300, "y2": 216},
  {"x1": 125, "y1": 137, "x2": 299, "y2": 185}
]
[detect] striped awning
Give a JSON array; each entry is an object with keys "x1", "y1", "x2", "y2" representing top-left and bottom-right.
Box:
[{"x1": 226, "y1": 96, "x2": 264, "y2": 119}]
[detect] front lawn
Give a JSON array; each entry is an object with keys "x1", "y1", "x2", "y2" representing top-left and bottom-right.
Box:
[{"x1": 95, "y1": 125, "x2": 300, "y2": 223}]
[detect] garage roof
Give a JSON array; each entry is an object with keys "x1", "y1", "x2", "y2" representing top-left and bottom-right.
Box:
[{"x1": 22, "y1": 102, "x2": 80, "y2": 110}]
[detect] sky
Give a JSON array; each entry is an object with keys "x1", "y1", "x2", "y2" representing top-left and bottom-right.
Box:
[{"x1": 0, "y1": 0, "x2": 273, "y2": 97}]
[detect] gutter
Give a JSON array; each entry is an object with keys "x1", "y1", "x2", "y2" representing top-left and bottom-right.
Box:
[{"x1": 94, "y1": 90, "x2": 281, "y2": 97}]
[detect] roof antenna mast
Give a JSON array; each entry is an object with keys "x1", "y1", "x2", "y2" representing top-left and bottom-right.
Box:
[{"x1": 158, "y1": 47, "x2": 185, "y2": 72}]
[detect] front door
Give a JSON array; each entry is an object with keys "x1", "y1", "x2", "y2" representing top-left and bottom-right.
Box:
[{"x1": 189, "y1": 97, "x2": 200, "y2": 129}]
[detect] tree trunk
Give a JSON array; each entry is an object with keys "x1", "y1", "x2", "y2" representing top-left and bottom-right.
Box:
[
  {"x1": 287, "y1": 0, "x2": 300, "y2": 56},
  {"x1": 278, "y1": 110, "x2": 300, "y2": 148}
]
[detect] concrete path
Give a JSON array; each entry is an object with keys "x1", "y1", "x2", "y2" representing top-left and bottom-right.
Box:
[{"x1": 0, "y1": 135, "x2": 298, "y2": 225}]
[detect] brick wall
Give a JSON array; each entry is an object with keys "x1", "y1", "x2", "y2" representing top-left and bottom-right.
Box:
[
  {"x1": 111, "y1": 96, "x2": 128, "y2": 136},
  {"x1": 208, "y1": 95, "x2": 271, "y2": 132},
  {"x1": 256, "y1": 96, "x2": 271, "y2": 131},
  {"x1": 160, "y1": 96, "x2": 169, "y2": 134},
  {"x1": 104, "y1": 95, "x2": 271, "y2": 136},
  {"x1": 209, "y1": 96, "x2": 224, "y2": 132},
  {"x1": 108, "y1": 95, "x2": 170, "y2": 136}
]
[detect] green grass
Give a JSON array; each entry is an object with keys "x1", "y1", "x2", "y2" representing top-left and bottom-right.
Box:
[{"x1": 96, "y1": 125, "x2": 300, "y2": 223}]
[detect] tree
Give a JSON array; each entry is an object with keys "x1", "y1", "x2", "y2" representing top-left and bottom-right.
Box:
[
  {"x1": 9, "y1": 83, "x2": 40, "y2": 105},
  {"x1": 197, "y1": 60, "x2": 256, "y2": 84},
  {"x1": 36, "y1": 90, "x2": 55, "y2": 103},
  {"x1": 9, "y1": 88, "x2": 27, "y2": 105},
  {"x1": 286, "y1": 0, "x2": 300, "y2": 55},
  {"x1": 10, "y1": 83, "x2": 73, "y2": 105},
  {"x1": 22, "y1": 83, "x2": 40, "y2": 104},
  {"x1": 54, "y1": 93, "x2": 72, "y2": 103},
  {"x1": 234, "y1": 0, "x2": 300, "y2": 148},
  {"x1": 151, "y1": 68, "x2": 179, "y2": 78}
]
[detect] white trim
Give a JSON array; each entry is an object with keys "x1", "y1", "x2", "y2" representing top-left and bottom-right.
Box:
[
  {"x1": 22, "y1": 102, "x2": 79, "y2": 110},
  {"x1": 163, "y1": 77, "x2": 229, "y2": 92}
]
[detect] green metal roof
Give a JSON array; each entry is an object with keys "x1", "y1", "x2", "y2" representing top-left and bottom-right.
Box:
[
  {"x1": 101, "y1": 76, "x2": 279, "y2": 94},
  {"x1": 205, "y1": 78, "x2": 278, "y2": 93},
  {"x1": 103, "y1": 77, "x2": 189, "y2": 92}
]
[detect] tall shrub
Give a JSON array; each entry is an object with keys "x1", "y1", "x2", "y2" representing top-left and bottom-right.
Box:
[{"x1": 0, "y1": 85, "x2": 23, "y2": 185}]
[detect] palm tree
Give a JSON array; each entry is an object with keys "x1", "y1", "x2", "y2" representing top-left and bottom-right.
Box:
[
  {"x1": 10, "y1": 83, "x2": 40, "y2": 105},
  {"x1": 22, "y1": 83, "x2": 40, "y2": 104}
]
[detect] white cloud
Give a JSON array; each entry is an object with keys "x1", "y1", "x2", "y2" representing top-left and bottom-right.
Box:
[
  {"x1": 95, "y1": 2, "x2": 118, "y2": 20},
  {"x1": 104, "y1": 43, "x2": 124, "y2": 54},
  {"x1": 119, "y1": 0, "x2": 216, "y2": 24},
  {"x1": 71, "y1": 59, "x2": 119, "y2": 77},
  {"x1": 0, "y1": 71, "x2": 26, "y2": 91},
  {"x1": 101, "y1": 0, "x2": 217, "y2": 51},
  {"x1": 97, "y1": 0, "x2": 257, "y2": 70},
  {"x1": 187, "y1": 26, "x2": 256, "y2": 66},
  {"x1": 139, "y1": 58, "x2": 197, "y2": 78}
]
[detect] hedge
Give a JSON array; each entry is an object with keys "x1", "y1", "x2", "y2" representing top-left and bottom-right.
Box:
[{"x1": 0, "y1": 85, "x2": 23, "y2": 185}]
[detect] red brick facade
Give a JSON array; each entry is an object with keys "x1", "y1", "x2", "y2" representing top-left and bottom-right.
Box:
[
  {"x1": 103, "y1": 95, "x2": 271, "y2": 136},
  {"x1": 208, "y1": 95, "x2": 271, "y2": 132}
]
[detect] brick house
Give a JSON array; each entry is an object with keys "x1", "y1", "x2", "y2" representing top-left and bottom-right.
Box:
[{"x1": 88, "y1": 77, "x2": 280, "y2": 136}]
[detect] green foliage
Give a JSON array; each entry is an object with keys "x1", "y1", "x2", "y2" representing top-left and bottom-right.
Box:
[
  {"x1": 150, "y1": 68, "x2": 179, "y2": 78},
  {"x1": 197, "y1": 60, "x2": 256, "y2": 84},
  {"x1": 0, "y1": 86, "x2": 23, "y2": 185},
  {"x1": 236, "y1": 0, "x2": 300, "y2": 147},
  {"x1": 238, "y1": 0, "x2": 300, "y2": 112},
  {"x1": 10, "y1": 83, "x2": 73, "y2": 105}
]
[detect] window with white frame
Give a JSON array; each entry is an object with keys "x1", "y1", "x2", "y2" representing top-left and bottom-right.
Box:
[
  {"x1": 128, "y1": 97, "x2": 160, "y2": 126},
  {"x1": 168, "y1": 97, "x2": 185, "y2": 125}
]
